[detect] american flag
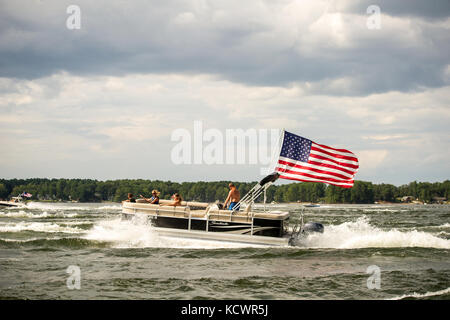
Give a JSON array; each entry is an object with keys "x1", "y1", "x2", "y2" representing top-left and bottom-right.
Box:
[
  {"x1": 21, "y1": 192, "x2": 32, "y2": 198},
  {"x1": 275, "y1": 131, "x2": 359, "y2": 188}
]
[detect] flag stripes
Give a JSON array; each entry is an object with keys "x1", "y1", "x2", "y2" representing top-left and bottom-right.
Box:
[{"x1": 275, "y1": 131, "x2": 359, "y2": 188}]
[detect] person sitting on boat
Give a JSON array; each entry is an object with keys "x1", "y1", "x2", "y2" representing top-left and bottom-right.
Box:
[
  {"x1": 140, "y1": 190, "x2": 160, "y2": 204},
  {"x1": 125, "y1": 193, "x2": 136, "y2": 203},
  {"x1": 162, "y1": 193, "x2": 183, "y2": 207},
  {"x1": 224, "y1": 183, "x2": 240, "y2": 210}
]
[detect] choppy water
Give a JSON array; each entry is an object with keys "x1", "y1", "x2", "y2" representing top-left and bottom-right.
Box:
[{"x1": 0, "y1": 202, "x2": 449, "y2": 299}]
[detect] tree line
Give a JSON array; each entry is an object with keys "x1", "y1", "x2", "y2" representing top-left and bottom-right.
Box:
[{"x1": 0, "y1": 178, "x2": 448, "y2": 204}]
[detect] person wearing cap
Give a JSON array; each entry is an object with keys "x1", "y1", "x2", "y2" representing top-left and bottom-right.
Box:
[{"x1": 140, "y1": 190, "x2": 160, "y2": 204}]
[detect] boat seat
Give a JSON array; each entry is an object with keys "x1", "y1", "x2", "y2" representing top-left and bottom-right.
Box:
[
  {"x1": 206, "y1": 208, "x2": 289, "y2": 220},
  {"x1": 251, "y1": 211, "x2": 289, "y2": 219},
  {"x1": 190, "y1": 210, "x2": 206, "y2": 218},
  {"x1": 122, "y1": 201, "x2": 288, "y2": 221}
]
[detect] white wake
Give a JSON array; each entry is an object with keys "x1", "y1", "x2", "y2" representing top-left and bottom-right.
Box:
[
  {"x1": 83, "y1": 217, "x2": 265, "y2": 249},
  {"x1": 300, "y1": 217, "x2": 450, "y2": 249},
  {"x1": 389, "y1": 287, "x2": 450, "y2": 300}
]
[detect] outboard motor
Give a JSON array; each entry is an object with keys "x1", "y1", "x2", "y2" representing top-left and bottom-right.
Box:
[
  {"x1": 302, "y1": 222, "x2": 324, "y2": 234},
  {"x1": 288, "y1": 221, "x2": 324, "y2": 246}
]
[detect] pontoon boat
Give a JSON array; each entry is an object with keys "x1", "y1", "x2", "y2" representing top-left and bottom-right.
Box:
[{"x1": 121, "y1": 173, "x2": 324, "y2": 246}]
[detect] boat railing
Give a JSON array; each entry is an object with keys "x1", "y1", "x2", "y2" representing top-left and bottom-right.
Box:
[
  {"x1": 289, "y1": 205, "x2": 305, "y2": 241},
  {"x1": 152, "y1": 203, "x2": 258, "y2": 236},
  {"x1": 232, "y1": 181, "x2": 275, "y2": 215},
  {"x1": 187, "y1": 207, "x2": 192, "y2": 230},
  {"x1": 123, "y1": 201, "x2": 287, "y2": 237},
  {"x1": 129, "y1": 202, "x2": 191, "y2": 217}
]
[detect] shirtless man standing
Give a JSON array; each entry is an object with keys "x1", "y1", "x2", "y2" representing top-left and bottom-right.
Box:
[{"x1": 224, "y1": 183, "x2": 240, "y2": 211}]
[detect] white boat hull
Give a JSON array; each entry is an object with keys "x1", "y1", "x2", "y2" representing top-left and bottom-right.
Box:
[
  {"x1": 152, "y1": 226, "x2": 290, "y2": 247},
  {"x1": 0, "y1": 201, "x2": 24, "y2": 207}
]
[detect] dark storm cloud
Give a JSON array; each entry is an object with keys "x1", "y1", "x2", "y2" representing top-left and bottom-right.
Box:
[{"x1": 0, "y1": 0, "x2": 449, "y2": 95}]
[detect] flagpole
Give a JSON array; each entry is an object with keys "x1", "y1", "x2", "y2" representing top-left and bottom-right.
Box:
[
  {"x1": 280, "y1": 128, "x2": 288, "y2": 172},
  {"x1": 271, "y1": 128, "x2": 285, "y2": 173}
]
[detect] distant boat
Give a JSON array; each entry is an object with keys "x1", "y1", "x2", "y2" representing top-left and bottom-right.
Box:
[
  {"x1": 0, "y1": 196, "x2": 26, "y2": 207},
  {"x1": 0, "y1": 201, "x2": 21, "y2": 207}
]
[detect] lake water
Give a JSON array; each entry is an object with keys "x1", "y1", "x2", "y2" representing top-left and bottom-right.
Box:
[{"x1": 0, "y1": 202, "x2": 449, "y2": 299}]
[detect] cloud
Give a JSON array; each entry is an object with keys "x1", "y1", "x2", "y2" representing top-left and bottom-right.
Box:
[
  {"x1": 356, "y1": 149, "x2": 388, "y2": 170},
  {"x1": 0, "y1": 72, "x2": 448, "y2": 184},
  {"x1": 0, "y1": 0, "x2": 449, "y2": 96},
  {"x1": 0, "y1": 1, "x2": 449, "y2": 184}
]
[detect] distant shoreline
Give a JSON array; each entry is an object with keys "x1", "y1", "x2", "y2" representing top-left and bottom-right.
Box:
[
  {"x1": 10, "y1": 200, "x2": 449, "y2": 206},
  {"x1": 1, "y1": 178, "x2": 448, "y2": 205}
]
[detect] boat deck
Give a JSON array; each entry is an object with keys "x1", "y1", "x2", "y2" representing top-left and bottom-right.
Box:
[
  {"x1": 121, "y1": 201, "x2": 290, "y2": 244},
  {"x1": 122, "y1": 201, "x2": 289, "y2": 224}
]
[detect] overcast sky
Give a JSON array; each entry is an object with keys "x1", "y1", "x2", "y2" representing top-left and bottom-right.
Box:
[{"x1": 0, "y1": 0, "x2": 449, "y2": 185}]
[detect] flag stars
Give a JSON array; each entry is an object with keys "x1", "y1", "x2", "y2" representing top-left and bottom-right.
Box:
[{"x1": 280, "y1": 131, "x2": 312, "y2": 162}]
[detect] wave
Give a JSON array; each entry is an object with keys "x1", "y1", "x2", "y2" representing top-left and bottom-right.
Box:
[
  {"x1": 389, "y1": 287, "x2": 450, "y2": 300},
  {"x1": 98, "y1": 205, "x2": 122, "y2": 210},
  {"x1": 25, "y1": 202, "x2": 90, "y2": 211},
  {"x1": 0, "y1": 237, "x2": 108, "y2": 248},
  {"x1": 362, "y1": 208, "x2": 408, "y2": 213},
  {"x1": 0, "y1": 210, "x2": 88, "y2": 219},
  {"x1": 0, "y1": 210, "x2": 51, "y2": 218},
  {"x1": 83, "y1": 218, "x2": 264, "y2": 249},
  {"x1": 0, "y1": 221, "x2": 84, "y2": 234},
  {"x1": 25, "y1": 202, "x2": 120, "y2": 211},
  {"x1": 0, "y1": 210, "x2": 119, "y2": 220},
  {"x1": 299, "y1": 217, "x2": 450, "y2": 249},
  {"x1": 84, "y1": 215, "x2": 450, "y2": 249}
]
